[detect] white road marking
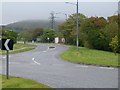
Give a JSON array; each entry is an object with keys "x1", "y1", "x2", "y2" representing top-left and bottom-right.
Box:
[
  {"x1": 43, "y1": 51, "x2": 47, "y2": 52},
  {"x1": 33, "y1": 61, "x2": 41, "y2": 65},
  {"x1": 2, "y1": 57, "x2": 6, "y2": 59},
  {"x1": 75, "y1": 65, "x2": 88, "y2": 68},
  {"x1": 75, "y1": 65, "x2": 115, "y2": 70},
  {"x1": 32, "y1": 58, "x2": 35, "y2": 60},
  {"x1": 99, "y1": 67, "x2": 114, "y2": 70},
  {"x1": 42, "y1": 47, "x2": 49, "y2": 52},
  {"x1": 32, "y1": 58, "x2": 40, "y2": 65},
  {"x1": 2, "y1": 55, "x2": 12, "y2": 59}
]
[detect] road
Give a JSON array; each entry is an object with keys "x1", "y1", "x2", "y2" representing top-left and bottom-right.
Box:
[{"x1": 0, "y1": 44, "x2": 118, "y2": 88}]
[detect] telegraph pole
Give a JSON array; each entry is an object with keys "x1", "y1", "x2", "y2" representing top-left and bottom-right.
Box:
[{"x1": 50, "y1": 11, "x2": 56, "y2": 30}]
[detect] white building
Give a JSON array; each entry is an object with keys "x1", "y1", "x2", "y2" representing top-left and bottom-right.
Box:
[{"x1": 55, "y1": 37, "x2": 65, "y2": 44}]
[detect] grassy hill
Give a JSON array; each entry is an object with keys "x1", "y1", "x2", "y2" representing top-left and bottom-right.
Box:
[{"x1": 5, "y1": 20, "x2": 63, "y2": 32}]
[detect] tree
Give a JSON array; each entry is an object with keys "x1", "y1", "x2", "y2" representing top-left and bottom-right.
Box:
[
  {"x1": 59, "y1": 22, "x2": 72, "y2": 44},
  {"x1": 1, "y1": 27, "x2": 17, "y2": 43},
  {"x1": 31, "y1": 28, "x2": 43, "y2": 41},
  {"x1": 107, "y1": 15, "x2": 118, "y2": 23},
  {"x1": 59, "y1": 13, "x2": 86, "y2": 45},
  {"x1": 18, "y1": 31, "x2": 33, "y2": 44},
  {"x1": 40, "y1": 28, "x2": 56, "y2": 43},
  {"x1": 59, "y1": 14, "x2": 119, "y2": 52},
  {"x1": 80, "y1": 17, "x2": 108, "y2": 50},
  {"x1": 109, "y1": 35, "x2": 119, "y2": 55}
]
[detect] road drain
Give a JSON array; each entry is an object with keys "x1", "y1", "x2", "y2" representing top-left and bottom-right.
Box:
[{"x1": 49, "y1": 46, "x2": 55, "y2": 49}]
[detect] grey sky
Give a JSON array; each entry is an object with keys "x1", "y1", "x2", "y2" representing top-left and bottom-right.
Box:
[{"x1": 1, "y1": 2, "x2": 118, "y2": 25}]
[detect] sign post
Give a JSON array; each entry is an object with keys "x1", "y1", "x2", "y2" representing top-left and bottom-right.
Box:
[
  {"x1": 0, "y1": 38, "x2": 14, "y2": 79},
  {"x1": 6, "y1": 50, "x2": 9, "y2": 79}
]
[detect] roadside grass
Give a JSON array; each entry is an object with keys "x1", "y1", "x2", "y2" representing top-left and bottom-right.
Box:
[
  {"x1": 0, "y1": 43, "x2": 36, "y2": 54},
  {"x1": 9, "y1": 48, "x2": 35, "y2": 54},
  {"x1": 60, "y1": 46, "x2": 119, "y2": 67},
  {"x1": 13, "y1": 43, "x2": 35, "y2": 49},
  {"x1": 0, "y1": 74, "x2": 52, "y2": 88},
  {"x1": 0, "y1": 74, "x2": 1, "y2": 89}
]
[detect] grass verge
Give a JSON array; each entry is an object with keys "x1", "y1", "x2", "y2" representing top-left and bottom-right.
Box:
[
  {"x1": 13, "y1": 43, "x2": 35, "y2": 49},
  {"x1": 60, "y1": 46, "x2": 119, "y2": 67},
  {"x1": 0, "y1": 43, "x2": 36, "y2": 54},
  {"x1": 1, "y1": 74, "x2": 52, "y2": 88}
]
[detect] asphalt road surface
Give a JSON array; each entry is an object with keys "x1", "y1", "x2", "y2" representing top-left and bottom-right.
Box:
[{"x1": 0, "y1": 44, "x2": 118, "y2": 88}]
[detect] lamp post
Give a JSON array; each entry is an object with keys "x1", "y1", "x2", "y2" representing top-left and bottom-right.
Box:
[{"x1": 66, "y1": 0, "x2": 79, "y2": 50}]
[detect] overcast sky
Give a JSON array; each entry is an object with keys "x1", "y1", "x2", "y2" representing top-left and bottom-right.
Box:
[{"x1": 1, "y1": 1, "x2": 118, "y2": 25}]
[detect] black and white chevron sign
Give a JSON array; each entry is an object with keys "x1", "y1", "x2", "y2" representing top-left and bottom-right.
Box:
[{"x1": 0, "y1": 39, "x2": 14, "y2": 50}]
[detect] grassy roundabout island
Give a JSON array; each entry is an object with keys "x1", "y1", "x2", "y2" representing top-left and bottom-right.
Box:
[{"x1": 60, "y1": 46, "x2": 119, "y2": 67}]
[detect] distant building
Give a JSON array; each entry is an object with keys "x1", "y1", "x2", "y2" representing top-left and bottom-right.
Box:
[
  {"x1": 55, "y1": 37, "x2": 59, "y2": 43},
  {"x1": 55, "y1": 37, "x2": 65, "y2": 44}
]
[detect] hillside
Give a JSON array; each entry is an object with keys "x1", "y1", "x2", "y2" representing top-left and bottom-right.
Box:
[{"x1": 5, "y1": 20, "x2": 64, "y2": 32}]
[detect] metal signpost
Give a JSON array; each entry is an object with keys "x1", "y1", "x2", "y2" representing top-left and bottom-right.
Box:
[{"x1": 0, "y1": 38, "x2": 14, "y2": 79}]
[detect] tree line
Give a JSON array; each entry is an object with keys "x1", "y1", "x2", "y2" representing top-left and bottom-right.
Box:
[
  {"x1": 59, "y1": 13, "x2": 119, "y2": 54},
  {"x1": 0, "y1": 27, "x2": 57, "y2": 44}
]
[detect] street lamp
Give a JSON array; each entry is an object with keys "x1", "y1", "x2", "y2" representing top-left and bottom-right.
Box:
[{"x1": 66, "y1": 0, "x2": 79, "y2": 50}]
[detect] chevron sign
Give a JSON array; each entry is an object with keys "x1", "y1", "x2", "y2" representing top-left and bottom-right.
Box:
[{"x1": 0, "y1": 38, "x2": 14, "y2": 50}]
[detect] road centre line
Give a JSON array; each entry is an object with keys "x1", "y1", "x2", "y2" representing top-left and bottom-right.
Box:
[
  {"x1": 75, "y1": 65, "x2": 88, "y2": 68},
  {"x1": 43, "y1": 51, "x2": 47, "y2": 52},
  {"x1": 32, "y1": 58, "x2": 40, "y2": 65},
  {"x1": 42, "y1": 47, "x2": 49, "y2": 52},
  {"x1": 32, "y1": 58, "x2": 35, "y2": 60},
  {"x1": 2, "y1": 56, "x2": 6, "y2": 59},
  {"x1": 33, "y1": 61, "x2": 41, "y2": 65}
]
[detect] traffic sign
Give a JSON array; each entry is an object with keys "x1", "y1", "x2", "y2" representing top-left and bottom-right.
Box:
[
  {"x1": 0, "y1": 38, "x2": 14, "y2": 50},
  {"x1": 0, "y1": 38, "x2": 14, "y2": 79}
]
